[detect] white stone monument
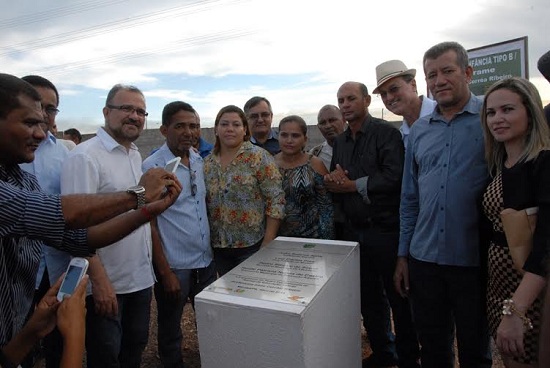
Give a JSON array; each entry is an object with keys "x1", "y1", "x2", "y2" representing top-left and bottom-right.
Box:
[{"x1": 195, "y1": 237, "x2": 361, "y2": 368}]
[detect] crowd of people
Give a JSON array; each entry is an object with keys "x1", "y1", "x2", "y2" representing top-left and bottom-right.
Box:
[{"x1": 1, "y1": 40, "x2": 550, "y2": 368}]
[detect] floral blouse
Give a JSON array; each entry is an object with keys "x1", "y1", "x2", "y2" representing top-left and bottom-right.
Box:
[{"x1": 204, "y1": 141, "x2": 285, "y2": 249}]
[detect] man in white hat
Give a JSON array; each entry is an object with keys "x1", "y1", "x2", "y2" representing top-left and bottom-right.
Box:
[
  {"x1": 373, "y1": 60, "x2": 436, "y2": 148},
  {"x1": 537, "y1": 50, "x2": 550, "y2": 124}
]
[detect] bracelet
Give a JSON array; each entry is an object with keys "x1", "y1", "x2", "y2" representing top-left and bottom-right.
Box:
[
  {"x1": 502, "y1": 299, "x2": 533, "y2": 330},
  {"x1": 140, "y1": 206, "x2": 154, "y2": 221}
]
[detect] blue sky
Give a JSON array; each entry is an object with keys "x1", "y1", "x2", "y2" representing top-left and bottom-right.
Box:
[{"x1": 2, "y1": 0, "x2": 550, "y2": 133}]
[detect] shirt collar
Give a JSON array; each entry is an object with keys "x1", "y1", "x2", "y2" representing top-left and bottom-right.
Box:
[
  {"x1": 250, "y1": 129, "x2": 277, "y2": 143},
  {"x1": 96, "y1": 127, "x2": 139, "y2": 152},
  {"x1": 158, "y1": 143, "x2": 200, "y2": 163},
  {"x1": 430, "y1": 93, "x2": 482, "y2": 123},
  {"x1": 344, "y1": 114, "x2": 372, "y2": 140},
  {"x1": 39, "y1": 131, "x2": 56, "y2": 147}
]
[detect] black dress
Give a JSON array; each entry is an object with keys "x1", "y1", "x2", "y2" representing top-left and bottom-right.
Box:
[{"x1": 482, "y1": 151, "x2": 550, "y2": 364}]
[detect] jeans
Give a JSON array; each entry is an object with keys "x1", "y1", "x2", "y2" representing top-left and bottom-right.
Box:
[
  {"x1": 85, "y1": 287, "x2": 152, "y2": 368},
  {"x1": 343, "y1": 225, "x2": 420, "y2": 367},
  {"x1": 408, "y1": 257, "x2": 490, "y2": 368},
  {"x1": 213, "y1": 242, "x2": 261, "y2": 277},
  {"x1": 155, "y1": 262, "x2": 217, "y2": 368}
]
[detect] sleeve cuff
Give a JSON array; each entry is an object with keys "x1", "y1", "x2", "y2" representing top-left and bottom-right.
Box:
[{"x1": 355, "y1": 177, "x2": 370, "y2": 204}]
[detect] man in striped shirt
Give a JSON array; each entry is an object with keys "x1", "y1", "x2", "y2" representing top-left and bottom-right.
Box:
[
  {"x1": 0, "y1": 73, "x2": 181, "y2": 366},
  {"x1": 143, "y1": 101, "x2": 216, "y2": 368}
]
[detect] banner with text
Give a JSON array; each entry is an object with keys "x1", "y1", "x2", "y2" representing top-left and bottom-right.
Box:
[{"x1": 468, "y1": 37, "x2": 528, "y2": 96}]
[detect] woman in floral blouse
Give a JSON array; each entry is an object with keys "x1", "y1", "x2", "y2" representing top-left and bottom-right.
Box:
[{"x1": 204, "y1": 105, "x2": 285, "y2": 276}]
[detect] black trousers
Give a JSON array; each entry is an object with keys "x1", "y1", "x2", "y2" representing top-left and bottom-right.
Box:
[{"x1": 408, "y1": 257, "x2": 491, "y2": 368}]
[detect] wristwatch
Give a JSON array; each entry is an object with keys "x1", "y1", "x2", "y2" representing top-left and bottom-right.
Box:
[{"x1": 127, "y1": 185, "x2": 146, "y2": 209}]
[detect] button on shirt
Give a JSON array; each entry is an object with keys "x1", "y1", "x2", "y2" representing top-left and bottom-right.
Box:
[
  {"x1": 61, "y1": 127, "x2": 155, "y2": 294},
  {"x1": 399, "y1": 94, "x2": 489, "y2": 266},
  {"x1": 204, "y1": 141, "x2": 285, "y2": 248},
  {"x1": 331, "y1": 115, "x2": 404, "y2": 229},
  {"x1": 142, "y1": 144, "x2": 212, "y2": 269}
]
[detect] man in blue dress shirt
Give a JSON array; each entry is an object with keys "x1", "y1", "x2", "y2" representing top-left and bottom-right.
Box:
[
  {"x1": 19, "y1": 75, "x2": 71, "y2": 368},
  {"x1": 142, "y1": 101, "x2": 216, "y2": 368},
  {"x1": 395, "y1": 42, "x2": 490, "y2": 368}
]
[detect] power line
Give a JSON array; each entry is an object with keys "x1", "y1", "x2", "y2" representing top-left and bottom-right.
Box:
[
  {"x1": 0, "y1": 0, "x2": 129, "y2": 30},
  {"x1": 0, "y1": 0, "x2": 246, "y2": 57}
]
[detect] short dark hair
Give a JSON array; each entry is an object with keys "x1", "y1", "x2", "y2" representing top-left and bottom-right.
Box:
[
  {"x1": 423, "y1": 41, "x2": 469, "y2": 71},
  {"x1": 21, "y1": 75, "x2": 59, "y2": 106},
  {"x1": 0, "y1": 73, "x2": 41, "y2": 119},
  {"x1": 279, "y1": 115, "x2": 307, "y2": 136},
  {"x1": 105, "y1": 84, "x2": 144, "y2": 106},
  {"x1": 63, "y1": 128, "x2": 82, "y2": 143},
  {"x1": 162, "y1": 101, "x2": 196, "y2": 126},
  {"x1": 243, "y1": 96, "x2": 272, "y2": 115}
]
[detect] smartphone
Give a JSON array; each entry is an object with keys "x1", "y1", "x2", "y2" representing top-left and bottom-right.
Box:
[
  {"x1": 56, "y1": 257, "x2": 89, "y2": 302},
  {"x1": 164, "y1": 157, "x2": 181, "y2": 173}
]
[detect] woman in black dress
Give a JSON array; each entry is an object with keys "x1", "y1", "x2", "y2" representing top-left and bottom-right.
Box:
[{"x1": 481, "y1": 77, "x2": 550, "y2": 367}]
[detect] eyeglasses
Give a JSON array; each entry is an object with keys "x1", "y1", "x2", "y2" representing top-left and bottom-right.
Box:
[
  {"x1": 107, "y1": 104, "x2": 148, "y2": 118},
  {"x1": 44, "y1": 107, "x2": 59, "y2": 117},
  {"x1": 248, "y1": 112, "x2": 272, "y2": 121},
  {"x1": 189, "y1": 161, "x2": 197, "y2": 197}
]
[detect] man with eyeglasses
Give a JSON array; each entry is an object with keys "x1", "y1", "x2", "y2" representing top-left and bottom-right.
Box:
[
  {"x1": 20, "y1": 76, "x2": 69, "y2": 291},
  {"x1": 61, "y1": 84, "x2": 155, "y2": 368},
  {"x1": 243, "y1": 96, "x2": 280, "y2": 155},
  {"x1": 143, "y1": 101, "x2": 216, "y2": 368},
  {"x1": 19, "y1": 75, "x2": 75, "y2": 368},
  {"x1": 372, "y1": 60, "x2": 436, "y2": 148}
]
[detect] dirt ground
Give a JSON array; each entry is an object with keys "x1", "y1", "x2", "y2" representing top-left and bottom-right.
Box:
[{"x1": 34, "y1": 297, "x2": 504, "y2": 367}]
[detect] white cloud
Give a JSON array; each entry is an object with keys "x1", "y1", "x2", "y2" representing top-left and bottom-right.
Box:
[{"x1": 2, "y1": 0, "x2": 550, "y2": 131}]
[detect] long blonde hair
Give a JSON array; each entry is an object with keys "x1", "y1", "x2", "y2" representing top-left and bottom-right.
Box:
[{"x1": 481, "y1": 77, "x2": 550, "y2": 175}]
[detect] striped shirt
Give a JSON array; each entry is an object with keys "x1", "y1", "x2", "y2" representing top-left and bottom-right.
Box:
[
  {"x1": 0, "y1": 164, "x2": 89, "y2": 346},
  {"x1": 142, "y1": 144, "x2": 212, "y2": 269}
]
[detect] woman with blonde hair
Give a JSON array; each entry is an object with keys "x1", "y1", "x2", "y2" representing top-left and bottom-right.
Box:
[
  {"x1": 204, "y1": 105, "x2": 285, "y2": 276},
  {"x1": 481, "y1": 77, "x2": 550, "y2": 367}
]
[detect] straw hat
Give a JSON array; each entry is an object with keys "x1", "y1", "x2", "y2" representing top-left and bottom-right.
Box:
[{"x1": 372, "y1": 60, "x2": 416, "y2": 94}]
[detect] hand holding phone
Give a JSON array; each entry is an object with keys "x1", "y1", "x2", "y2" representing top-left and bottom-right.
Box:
[
  {"x1": 57, "y1": 257, "x2": 89, "y2": 302},
  {"x1": 164, "y1": 157, "x2": 181, "y2": 174}
]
